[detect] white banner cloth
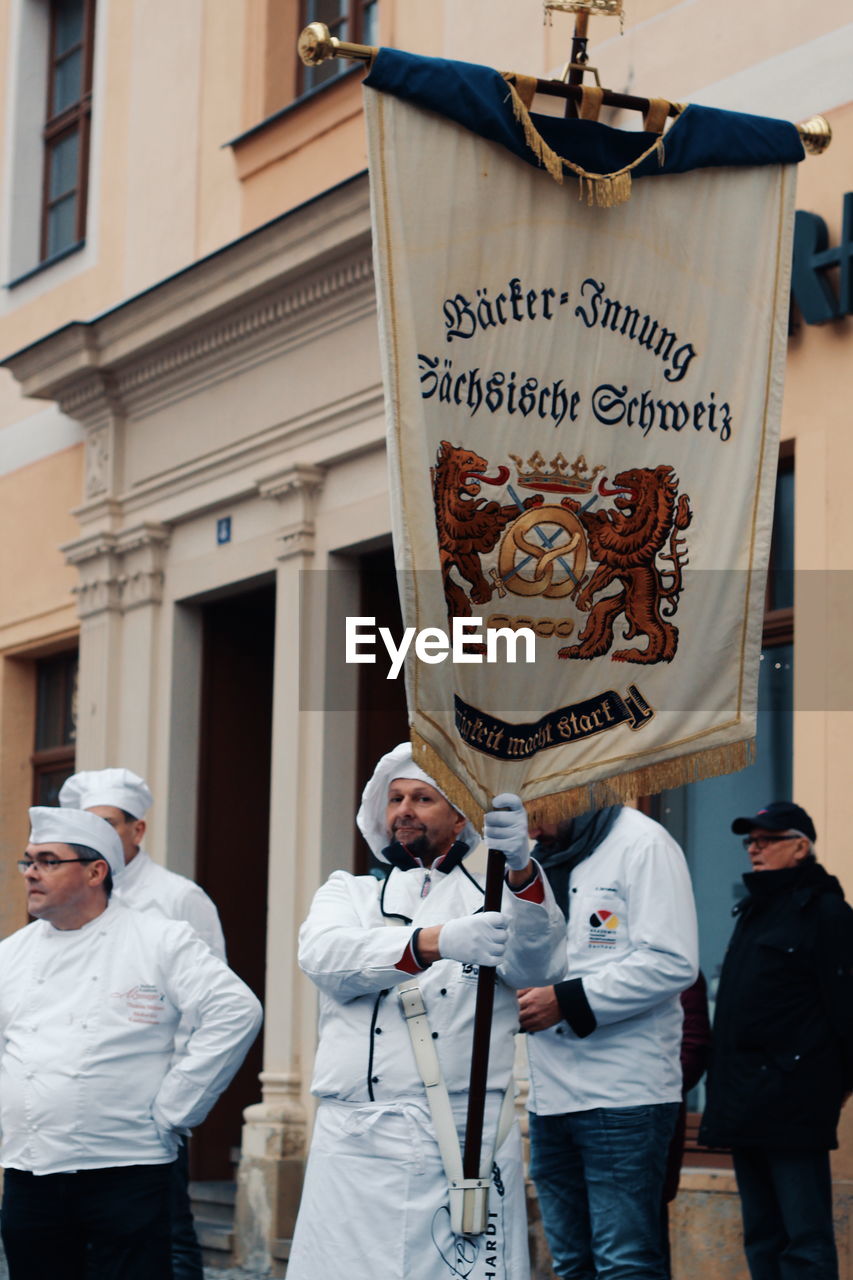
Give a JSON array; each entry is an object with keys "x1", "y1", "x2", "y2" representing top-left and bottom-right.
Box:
[{"x1": 366, "y1": 81, "x2": 798, "y2": 823}]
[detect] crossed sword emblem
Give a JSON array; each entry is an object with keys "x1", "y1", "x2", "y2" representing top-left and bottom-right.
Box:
[{"x1": 488, "y1": 484, "x2": 598, "y2": 599}]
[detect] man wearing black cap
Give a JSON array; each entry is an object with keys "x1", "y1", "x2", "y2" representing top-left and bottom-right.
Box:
[{"x1": 700, "y1": 802, "x2": 853, "y2": 1280}]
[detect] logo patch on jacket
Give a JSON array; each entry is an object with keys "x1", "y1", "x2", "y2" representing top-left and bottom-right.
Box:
[
  {"x1": 588, "y1": 909, "x2": 620, "y2": 947},
  {"x1": 111, "y1": 984, "x2": 168, "y2": 1024}
]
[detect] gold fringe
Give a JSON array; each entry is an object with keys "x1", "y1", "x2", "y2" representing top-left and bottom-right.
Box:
[
  {"x1": 412, "y1": 729, "x2": 754, "y2": 835},
  {"x1": 578, "y1": 170, "x2": 632, "y2": 207},
  {"x1": 526, "y1": 739, "x2": 756, "y2": 828},
  {"x1": 502, "y1": 72, "x2": 667, "y2": 206},
  {"x1": 506, "y1": 80, "x2": 564, "y2": 185},
  {"x1": 412, "y1": 730, "x2": 486, "y2": 831}
]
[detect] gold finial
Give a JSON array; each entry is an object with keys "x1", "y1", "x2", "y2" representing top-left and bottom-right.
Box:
[
  {"x1": 297, "y1": 20, "x2": 374, "y2": 67},
  {"x1": 797, "y1": 115, "x2": 832, "y2": 155},
  {"x1": 545, "y1": 0, "x2": 624, "y2": 15},
  {"x1": 297, "y1": 22, "x2": 335, "y2": 66}
]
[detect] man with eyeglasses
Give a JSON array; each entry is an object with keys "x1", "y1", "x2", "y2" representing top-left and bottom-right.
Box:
[
  {"x1": 59, "y1": 766, "x2": 224, "y2": 1279},
  {"x1": 0, "y1": 806, "x2": 262, "y2": 1280},
  {"x1": 700, "y1": 801, "x2": 853, "y2": 1280}
]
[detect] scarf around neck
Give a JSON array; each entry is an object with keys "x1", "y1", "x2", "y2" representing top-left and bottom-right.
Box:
[{"x1": 534, "y1": 806, "x2": 622, "y2": 917}]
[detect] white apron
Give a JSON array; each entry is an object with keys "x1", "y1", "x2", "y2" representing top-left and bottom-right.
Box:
[{"x1": 287, "y1": 1096, "x2": 529, "y2": 1280}]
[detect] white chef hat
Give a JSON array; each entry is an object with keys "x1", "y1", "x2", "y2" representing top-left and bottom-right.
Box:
[
  {"x1": 356, "y1": 741, "x2": 480, "y2": 861},
  {"x1": 28, "y1": 807, "x2": 125, "y2": 877},
  {"x1": 59, "y1": 767, "x2": 152, "y2": 820}
]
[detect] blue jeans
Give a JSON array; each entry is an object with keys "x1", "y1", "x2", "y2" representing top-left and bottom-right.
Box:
[
  {"x1": 733, "y1": 1147, "x2": 838, "y2": 1279},
  {"x1": 529, "y1": 1103, "x2": 679, "y2": 1280}
]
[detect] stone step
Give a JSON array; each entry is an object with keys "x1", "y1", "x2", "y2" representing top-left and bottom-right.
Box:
[
  {"x1": 272, "y1": 1237, "x2": 292, "y2": 1262},
  {"x1": 190, "y1": 1180, "x2": 236, "y2": 1228},
  {"x1": 191, "y1": 1179, "x2": 237, "y2": 1265},
  {"x1": 195, "y1": 1219, "x2": 235, "y2": 1258}
]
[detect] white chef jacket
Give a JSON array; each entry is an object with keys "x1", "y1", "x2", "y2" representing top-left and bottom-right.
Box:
[
  {"x1": 0, "y1": 899, "x2": 262, "y2": 1175},
  {"x1": 527, "y1": 807, "x2": 698, "y2": 1115},
  {"x1": 289, "y1": 860, "x2": 565, "y2": 1280},
  {"x1": 301, "y1": 860, "x2": 566, "y2": 1101},
  {"x1": 114, "y1": 849, "x2": 226, "y2": 960}
]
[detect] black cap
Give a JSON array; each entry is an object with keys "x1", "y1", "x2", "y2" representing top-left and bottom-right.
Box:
[{"x1": 731, "y1": 801, "x2": 816, "y2": 843}]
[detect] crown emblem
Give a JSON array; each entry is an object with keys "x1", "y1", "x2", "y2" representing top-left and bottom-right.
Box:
[{"x1": 509, "y1": 452, "x2": 605, "y2": 494}]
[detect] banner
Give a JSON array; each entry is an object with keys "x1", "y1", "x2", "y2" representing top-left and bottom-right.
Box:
[{"x1": 364, "y1": 51, "x2": 803, "y2": 823}]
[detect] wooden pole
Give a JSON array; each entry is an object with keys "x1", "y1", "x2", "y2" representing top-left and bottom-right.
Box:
[
  {"x1": 564, "y1": 11, "x2": 590, "y2": 118},
  {"x1": 462, "y1": 847, "x2": 507, "y2": 1178}
]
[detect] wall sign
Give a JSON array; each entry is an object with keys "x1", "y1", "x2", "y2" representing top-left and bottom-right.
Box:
[{"x1": 791, "y1": 192, "x2": 852, "y2": 325}]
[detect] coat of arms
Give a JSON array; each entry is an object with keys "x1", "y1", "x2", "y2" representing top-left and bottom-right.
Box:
[{"x1": 431, "y1": 441, "x2": 692, "y2": 663}]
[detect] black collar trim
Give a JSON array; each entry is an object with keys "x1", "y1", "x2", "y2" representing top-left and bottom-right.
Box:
[{"x1": 379, "y1": 840, "x2": 470, "y2": 874}]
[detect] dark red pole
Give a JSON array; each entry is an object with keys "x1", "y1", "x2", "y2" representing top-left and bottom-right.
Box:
[{"x1": 462, "y1": 847, "x2": 507, "y2": 1178}]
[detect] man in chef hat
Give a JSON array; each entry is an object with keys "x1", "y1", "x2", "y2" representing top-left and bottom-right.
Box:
[
  {"x1": 60, "y1": 766, "x2": 224, "y2": 960},
  {"x1": 0, "y1": 805, "x2": 262, "y2": 1280},
  {"x1": 59, "y1": 766, "x2": 225, "y2": 1279},
  {"x1": 286, "y1": 742, "x2": 566, "y2": 1280}
]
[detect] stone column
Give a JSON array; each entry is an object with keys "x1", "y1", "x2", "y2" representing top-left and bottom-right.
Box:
[
  {"x1": 59, "y1": 375, "x2": 129, "y2": 766},
  {"x1": 112, "y1": 523, "x2": 170, "y2": 769},
  {"x1": 62, "y1": 530, "x2": 125, "y2": 765},
  {"x1": 234, "y1": 464, "x2": 325, "y2": 1273},
  {"x1": 62, "y1": 521, "x2": 169, "y2": 770}
]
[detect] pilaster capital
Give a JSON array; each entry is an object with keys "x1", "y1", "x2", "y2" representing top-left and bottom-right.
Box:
[
  {"x1": 116, "y1": 523, "x2": 171, "y2": 611},
  {"x1": 257, "y1": 463, "x2": 325, "y2": 503},
  {"x1": 61, "y1": 523, "x2": 170, "y2": 618},
  {"x1": 257, "y1": 464, "x2": 326, "y2": 563}
]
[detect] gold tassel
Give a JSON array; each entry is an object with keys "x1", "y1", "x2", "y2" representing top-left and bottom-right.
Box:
[
  {"x1": 579, "y1": 171, "x2": 633, "y2": 207},
  {"x1": 505, "y1": 80, "x2": 565, "y2": 185}
]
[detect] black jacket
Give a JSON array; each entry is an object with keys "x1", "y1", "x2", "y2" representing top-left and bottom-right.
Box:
[{"x1": 699, "y1": 859, "x2": 853, "y2": 1151}]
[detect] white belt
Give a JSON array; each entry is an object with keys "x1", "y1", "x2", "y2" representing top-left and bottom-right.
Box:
[{"x1": 398, "y1": 981, "x2": 516, "y2": 1235}]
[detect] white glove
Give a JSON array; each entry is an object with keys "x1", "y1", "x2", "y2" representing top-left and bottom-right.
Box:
[
  {"x1": 483, "y1": 793, "x2": 531, "y2": 871},
  {"x1": 439, "y1": 912, "x2": 508, "y2": 966}
]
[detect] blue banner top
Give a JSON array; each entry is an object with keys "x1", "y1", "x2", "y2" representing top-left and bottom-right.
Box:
[{"x1": 364, "y1": 49, "x2": 805, "y2": 179}]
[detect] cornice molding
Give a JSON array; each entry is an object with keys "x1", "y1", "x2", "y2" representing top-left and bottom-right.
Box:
[
  {"x1": 1, "y1": 176, "x2": 373, "y2": 421},
  {"x1": 113, "y1": 252, "x2": 374, "y2": 420},
  {"x1": 45, "y1": 250, "x2": 375, "y2": 428}
]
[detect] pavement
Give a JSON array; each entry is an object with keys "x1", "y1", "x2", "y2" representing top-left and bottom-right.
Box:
[
  {"x1": 204, "y1": 1270, "x2": 268, "y2": 1278},
  {"x1": 0, "y1": 1249, "x2": 268, "y2": 1278}
]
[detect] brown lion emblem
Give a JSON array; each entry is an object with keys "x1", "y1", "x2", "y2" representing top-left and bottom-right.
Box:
[
  {"x1": 432, "y1": 440, "x2": 541, "y2": 622},
  {"x1": 560, "y1": 465, "x2": 692, "y2": 663}
]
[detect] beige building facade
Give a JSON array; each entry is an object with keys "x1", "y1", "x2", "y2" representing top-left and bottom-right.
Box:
[{"x1": 0, "y1": 1, "x2": 851, "y2": 1273}]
